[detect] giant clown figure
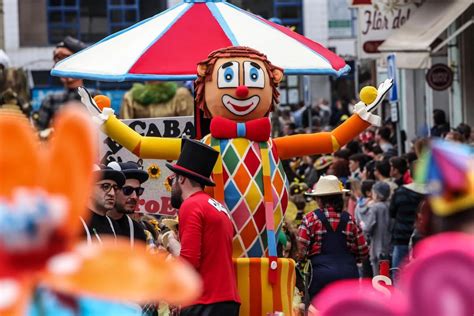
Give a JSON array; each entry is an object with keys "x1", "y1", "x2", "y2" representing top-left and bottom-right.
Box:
[{"x1": 84, "y1": 46, "x2": 392, "y2": 316}]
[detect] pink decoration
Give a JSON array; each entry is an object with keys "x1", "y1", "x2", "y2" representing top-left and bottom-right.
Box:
[{"x1": 312, "y1": 233, "x2": 474, "y2": 316}]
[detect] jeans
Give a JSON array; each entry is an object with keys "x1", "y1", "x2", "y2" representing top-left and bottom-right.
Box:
[{"x1": 392, "y1": 245, "x2": 409, "y2": 281}]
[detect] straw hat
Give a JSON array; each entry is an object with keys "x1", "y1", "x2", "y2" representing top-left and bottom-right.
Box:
[
  {"x1": 305, "y1": 175, "x2": 350, "y2": 196},
  {"x1": 313, "y1": 155, "x2": 333, "y2": 171},
  {"x1": 162, "y1": 217, "x2": 179, "y2": 231}
]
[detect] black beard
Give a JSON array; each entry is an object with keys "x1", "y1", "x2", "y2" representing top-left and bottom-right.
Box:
[{"x1": 171, "y1": 183, "x2": 184, "y2": 209}]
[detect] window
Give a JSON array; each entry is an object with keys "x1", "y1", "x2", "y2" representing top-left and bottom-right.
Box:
[
  {"x1": 81, "y1": 0, "x2": 107, "y2": 43},
  {"x1": 47, "y1": 0, "x2": 81, "y2": 44},
  {"x1": 107, "y1": 0, "x2": 140, "y2": 34},
  {"x1": 228, "y1": 0, "x2": 274, "y2": 19},
  {"x1": 47, "y1": 0, "x2": 148, "y2": 45},
  {"x1": 273, "y1": 0, "x2": 303, "y2": 34}
]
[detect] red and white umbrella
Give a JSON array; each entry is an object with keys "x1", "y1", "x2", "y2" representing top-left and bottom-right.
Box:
[{"x1": 52, "y1": 0, "x2": 350, "y2": 81}]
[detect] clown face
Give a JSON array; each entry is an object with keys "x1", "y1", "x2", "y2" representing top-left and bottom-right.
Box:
[{"x1": 199, "y1": 57, "x2": 282, "y2": 122}]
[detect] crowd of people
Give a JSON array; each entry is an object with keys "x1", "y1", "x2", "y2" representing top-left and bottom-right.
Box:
[{"x1": 270, "y1": 100, "x2": 474, "y2": 312}]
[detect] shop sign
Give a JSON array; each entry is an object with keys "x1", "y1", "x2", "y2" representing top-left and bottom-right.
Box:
[
  {"x1": 426, "y1": 64, "x2": 453, "y2": 91},
  {"x1": 357, "y1": 0, "x2": 425, "y2": 59}
]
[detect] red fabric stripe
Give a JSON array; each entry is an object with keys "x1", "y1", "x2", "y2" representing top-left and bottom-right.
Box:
[
  {"x1": 129, "y1": 4, "x2": 233, "y2": 75},
  {"x1": 256, "y1": 16, "x2": 347, "y2": 71},
  {"x1": 171, "y1": 164, "x2": 212, "y2": 184},
  {"x1": 249, "y1": 259, "x2": 262, "y2": 316},
  {"x1": 351, "y1": 0, "x2": 372, "y2": 5},
  {"x1": 272, "y1": 262, "x2": 282, "y2": 312}
]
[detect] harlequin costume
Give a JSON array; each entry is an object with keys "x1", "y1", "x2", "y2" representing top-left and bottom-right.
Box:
[{"x1": 83, "y1": 46, "x2": 392, "y2": 315}]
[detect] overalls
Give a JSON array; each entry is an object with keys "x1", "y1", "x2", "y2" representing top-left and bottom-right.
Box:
[{"x1": 309, "y1": 210, "x2": 359, "y2": 298}]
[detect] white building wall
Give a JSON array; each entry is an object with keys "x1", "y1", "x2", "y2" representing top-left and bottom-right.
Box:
[
  {"x1": 4, "y1": 0, "x2": 19, "y2": 50},
  {"x1": 167, "y1": 0, "x2": 182, "y2": 8},
  {"x1": 303, "y1": 0, "x2": 331, "y2": 104},
  {"x1": 328, "y1": 38, "x2": 356, "y2": 57},
  {"x1": 3, "y1": 0, "x2": 53, "y2": 70}
]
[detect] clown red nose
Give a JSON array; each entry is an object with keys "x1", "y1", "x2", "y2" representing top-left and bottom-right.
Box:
[{"x1": 235, "y1": 85, "x2": 249, "y2": 98}]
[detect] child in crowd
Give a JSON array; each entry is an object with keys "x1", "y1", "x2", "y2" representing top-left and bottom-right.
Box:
[{"x1": 362, "y1": 181, "x2": 392, "y2": 275}]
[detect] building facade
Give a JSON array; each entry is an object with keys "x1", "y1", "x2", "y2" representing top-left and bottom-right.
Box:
[{"x1": 2, "y1": 0, "x2": 356, "y2": 111}]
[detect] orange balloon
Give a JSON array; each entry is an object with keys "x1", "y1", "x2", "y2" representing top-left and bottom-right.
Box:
[
  {"x1": 41, "y1": 107, "x2": 97, "y2": 239},
  {"x1": 0, "y1": 115, "x2": 40, "y2": 198},
  {"x1": 93, "y1": 95, "x2": 111, "y2": 111}
]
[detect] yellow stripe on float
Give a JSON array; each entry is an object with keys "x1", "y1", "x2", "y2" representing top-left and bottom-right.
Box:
[
  {"x1": 280, "y1": 259, "x2": 290, "y2": 314},
  {"x1": 237, "y1": 259, "x2": 250, "y2": 316},
  {"x1": 260, "y1": 259, "x2": 273, "y2": 315}
]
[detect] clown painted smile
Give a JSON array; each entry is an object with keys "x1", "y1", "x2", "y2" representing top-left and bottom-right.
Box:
[{"x1": 222, "y1": 95, "x2": 260, "y2": 116}]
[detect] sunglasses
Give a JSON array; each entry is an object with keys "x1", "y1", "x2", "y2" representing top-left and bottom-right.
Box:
[
  {"x1": 122, "y1": 186, "x2": 145, "y2": 196},
  {"x1": 97, "y1": 183, "x2": 119, "y2": 193}
]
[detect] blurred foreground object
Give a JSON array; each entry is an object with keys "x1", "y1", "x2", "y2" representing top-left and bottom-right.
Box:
[
  {"x1": 0, "y1": 107, "x2": 201, "y2": 315},
  {"x1": 313, "y1": 233, "x2": 474, "y2": 316}
]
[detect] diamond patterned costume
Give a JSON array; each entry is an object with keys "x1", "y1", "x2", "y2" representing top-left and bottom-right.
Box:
[{"x1": 202, "y1": 136, "x2": 288, "y2": 258}]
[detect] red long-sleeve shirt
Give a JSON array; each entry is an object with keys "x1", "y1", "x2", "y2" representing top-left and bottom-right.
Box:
[
  {"x1": 297, "y1": 208, "x2": 369, "y2": 262},
  {"x1": 179, "y1": 191, "x2": 240, "y2": 306}
]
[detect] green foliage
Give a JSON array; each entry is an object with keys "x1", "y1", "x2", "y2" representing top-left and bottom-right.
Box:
[{"x1": 130, "y1": 82, "x2": 178, "y2": 106}]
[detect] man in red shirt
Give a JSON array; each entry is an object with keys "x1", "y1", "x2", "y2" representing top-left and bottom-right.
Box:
[{"x1": 166, "y1": 139, "x2": 240, "y2": 316}]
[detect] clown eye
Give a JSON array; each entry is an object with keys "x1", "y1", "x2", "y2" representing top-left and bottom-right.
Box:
[
  {"x1": 244, "y1": 61, "x2": 264, "y2": 88},
  {"x1": 218, "y1": 62, "x2": 239, "y2": 88}
]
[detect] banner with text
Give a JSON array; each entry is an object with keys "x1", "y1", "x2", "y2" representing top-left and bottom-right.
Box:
[
  {"x1": 99, "y1": 116, "x2": 194, "y2": 216},
  {"x1": 358, "y1": 0, "x2": 425, "y2": 59}
]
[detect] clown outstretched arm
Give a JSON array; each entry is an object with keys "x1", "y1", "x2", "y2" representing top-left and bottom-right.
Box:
[
  {"x1": 274, "y1": 79, "x2": 392, "y2": 160},
  {"x1": 79, "y1": 87, "x2": 182, "y2": 161}
]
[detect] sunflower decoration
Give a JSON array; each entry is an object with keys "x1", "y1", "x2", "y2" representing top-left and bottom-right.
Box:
[
  {"x1": 147, "y1": 163, "x2": 161, "y2": 179},
  {"x1": 164, "y1": 179, "x2": 172, "y2": 192}
]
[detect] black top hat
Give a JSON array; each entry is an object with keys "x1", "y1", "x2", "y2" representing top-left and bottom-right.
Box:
[
  {"x1": 166, "y1": 139, "x2": 219, "y2": 187},
  {"x1": 93, "y1": 164, "x2": 126, "y2": 187},
  {"x1": 107, "y1": 161, "x2": 149, "y2": 184}
]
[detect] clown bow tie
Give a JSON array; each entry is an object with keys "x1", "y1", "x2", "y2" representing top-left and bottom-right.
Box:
[{"x1": 210, "y1": 116, "x2": 271, "y2": 142}]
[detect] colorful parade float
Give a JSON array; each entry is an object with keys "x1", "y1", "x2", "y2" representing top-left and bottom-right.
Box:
[{"x1": 51, "y1": 0, "x2": 393, "y2": 315}]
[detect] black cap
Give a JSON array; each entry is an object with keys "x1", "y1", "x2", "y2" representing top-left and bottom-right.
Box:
[
  {"x1": 56, "y1": 36, "x2": 87, "y2": 54},
  {"x1": 107, "y1": 161, "x2": 149, "y2": 184},
  {"x1": 93, "y1": 164, "x2": 126, "y2": 187},
  {"x1": 166, "y1": 139, "x2": 219, "y2": 187}
]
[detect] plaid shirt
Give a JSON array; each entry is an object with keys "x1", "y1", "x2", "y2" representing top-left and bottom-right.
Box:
[
  {"x1": 35, "y1": 88, "x2": 98, "y2": 130},
  {"x1": 297, "y1": 208, "x2": 369, "y2": 262}
]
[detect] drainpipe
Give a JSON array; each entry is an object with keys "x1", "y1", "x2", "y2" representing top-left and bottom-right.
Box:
[
  {"x1": 0, "y1": 0, "x2": 4, "y2": 49},
  {"x1": 447, "y1": 23, "x2": 463, "y2": 126}
]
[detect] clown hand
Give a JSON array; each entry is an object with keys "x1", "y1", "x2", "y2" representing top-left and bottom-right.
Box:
[
  {"x1": 77, "y1": 86, "x2": 115, "y2": 126},
  {"x1": 364, "y1": 79, "x2": 394, "y2": 112},
  {"x1": 353, "y1": 102, "x2": 382, "y2": 126},
  {"x1": 353, "y1": 79, "x2": 394, "y2": 126}
]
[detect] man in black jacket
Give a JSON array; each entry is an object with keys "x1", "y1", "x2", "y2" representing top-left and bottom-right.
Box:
[
  {"x1": 84, "y1": 165, "x2": 125, "y2": 244},
  {"x1": 389, "y1": 183, "x2": 426, "y2": 274},
  {"x1": 107, "y1": 161, "x2": 148, "y2": 247}
]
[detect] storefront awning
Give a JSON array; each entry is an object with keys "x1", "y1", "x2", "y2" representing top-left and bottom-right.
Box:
[{"x1": 379, "y1": 0, "x2": 473, "y2": 69}]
